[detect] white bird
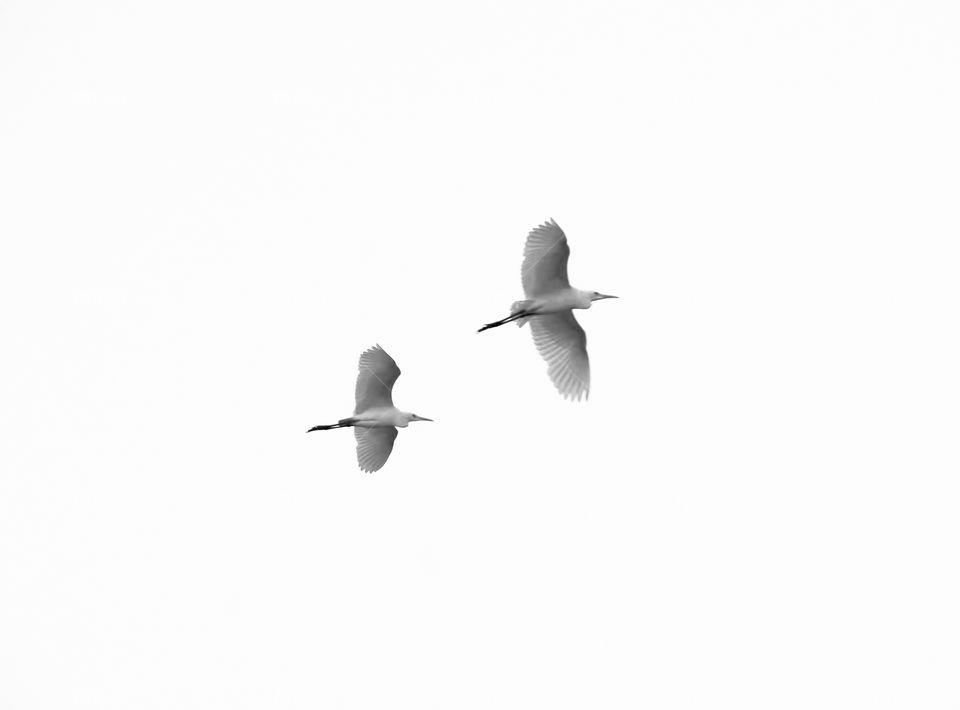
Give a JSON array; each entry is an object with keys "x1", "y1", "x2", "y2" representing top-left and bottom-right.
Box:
[
  {"x1": 478, "y1": 219, "x2": 617, "y2": 401},
  {"x1": 307, "y1": 345, "x2": 432, "y2": 473}
]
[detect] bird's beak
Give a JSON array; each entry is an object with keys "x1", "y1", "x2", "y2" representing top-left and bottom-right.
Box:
[
  {"x1": 413, "y1": 415, "x2": 433, "y2": 422},
  {"x1": 596, "y1": 293, "x2": 618, "y2": 300}
]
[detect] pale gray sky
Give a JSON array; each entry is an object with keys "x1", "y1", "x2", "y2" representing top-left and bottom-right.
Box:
[{"x1": 2, "y1": 1, "x2": 959, "y2": 708}]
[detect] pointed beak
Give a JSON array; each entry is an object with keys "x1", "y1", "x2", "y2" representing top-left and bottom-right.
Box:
[
  {"x1": 596, "y1": 293, "x2": 618, "y2": 301},
  {"x1": 414, "y1": 415, "x2": 433, "y2": 422}
]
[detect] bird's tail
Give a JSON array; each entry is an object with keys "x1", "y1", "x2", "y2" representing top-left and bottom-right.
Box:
[
  {"x1": 307, "y1": 417, "x2": 356, "y2": 433},
  {"x1": 511, "y1": 300, "x2": 533, "y2": 327}
]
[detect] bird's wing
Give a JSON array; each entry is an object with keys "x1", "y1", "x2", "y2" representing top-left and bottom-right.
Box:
[
  {"x1": 354, "y1": 426, "x2": 398, "y2": 473},
  {"x1": 521, "y1": 219, "x2": 571, "y2": 297},
  {"x1": 354, "y1": 345, "x2": 401, "y2": 414},
  {"x1": 529, "y1": 311, "x2": 590, "y2": 401}
]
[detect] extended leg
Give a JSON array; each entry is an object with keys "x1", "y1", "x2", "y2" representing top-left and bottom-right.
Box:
[
  {"x1": 477, "y1": 311, "x2": 529, "y2": 333},
  {"x1": 307, "y1": 417, "x2": 356, "y2": 433}
]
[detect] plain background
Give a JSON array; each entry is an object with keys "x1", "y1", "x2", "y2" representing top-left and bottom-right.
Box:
[{"x1": 2, "y1": 1, "x2": 959, "y2": 707}]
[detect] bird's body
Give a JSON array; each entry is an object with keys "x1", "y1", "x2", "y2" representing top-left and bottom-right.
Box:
[
  {"x1": 352, "y1": 407, "x2": 420, "y2": 428},
  {"x1": 516, "y1": 287, "x2": 595, "y2": 316},
  {"x1": 308, "y1": 345, "x2": 431, "y2": 472},
  {"x1": 478, "y1": 220, "x2": 616, "y2": 401}
]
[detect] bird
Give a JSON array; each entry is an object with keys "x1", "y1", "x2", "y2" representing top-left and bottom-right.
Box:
[
  {"x1": 478, "y1": 219, "x2": 617, "y2": 401},
  {"x1": 307, "y1": 345, "x2": 432, "y2": 472}
]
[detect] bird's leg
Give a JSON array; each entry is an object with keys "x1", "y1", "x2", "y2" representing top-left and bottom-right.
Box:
[
  {"x1": 307, "y1": 417, "x2": 356, "y2": 433},
  {"x1": 307, "y1": 423, "x2": 343, "y2": 432},
  {"x1": 477, "y1": 311, "x2": 529, "y2": 333}
]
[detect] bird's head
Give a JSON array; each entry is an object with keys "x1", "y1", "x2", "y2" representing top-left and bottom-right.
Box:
[
  {"x1": 589, "y1": 291, "x2": 618, "y2": 302},
  {"x1": 404, "y1": 413, "x2": 433, "y2": 425}
]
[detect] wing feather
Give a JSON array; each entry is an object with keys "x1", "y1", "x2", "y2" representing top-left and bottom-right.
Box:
[
  {"x1": 521, "y1": 219, "x2": 571, "y2": 297},
  {"x1": 529, "y1": 311, "x2": 590, "y2": 401},
  {"x1": 354, "y1": 345, "x2": 401, "y2": 414},
  {"x1": 354, "y1": 427, "x2": 398, "y2": 473}
]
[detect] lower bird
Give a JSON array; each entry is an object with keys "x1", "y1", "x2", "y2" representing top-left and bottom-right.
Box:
[
  {"x1": 478, "y1": 219, "x2": 617, "y2": 401},
  {"x1": 308, "y1": 345, "x2": 432, "y2": 472}
]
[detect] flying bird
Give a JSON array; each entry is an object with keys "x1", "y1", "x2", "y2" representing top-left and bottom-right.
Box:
[
  {"x1": 478, "y1": 219, "x2": 617, "y2": 401},
  {"x1": 307, "y1": 345, "x2": 432, "y2": 472}
]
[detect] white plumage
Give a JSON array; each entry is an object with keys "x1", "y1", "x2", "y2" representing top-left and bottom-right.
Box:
[
  {"x1": 479, "y1": 219, "x2": 617, "y2": 401},
  {"x1": 308, "y1": 345, "x2": 431, "y2": 473}
]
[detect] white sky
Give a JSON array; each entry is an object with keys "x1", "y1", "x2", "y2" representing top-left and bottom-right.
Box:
[{"x1": 2, "y1": 1, "x2": 959, "y2": 708}]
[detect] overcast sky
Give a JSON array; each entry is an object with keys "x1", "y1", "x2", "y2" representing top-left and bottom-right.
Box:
[{"x1": 2, "y1": 1, "x2": 959, "y2": 708}]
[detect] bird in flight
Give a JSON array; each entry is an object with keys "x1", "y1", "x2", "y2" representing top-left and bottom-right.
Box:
[
  {"x1": 478, "y1": 219, "x2": 617, "y2": 401},
  {"x1": 307, "y1": 345, "x2": 432, "y2": 472}
]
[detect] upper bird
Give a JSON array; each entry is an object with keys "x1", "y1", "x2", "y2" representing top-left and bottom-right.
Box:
[
  {"x1": 307, "y1": 345, "x2": 432, "y2": 473},
  {"x1": 478, "y1": 219, "x2": 617, "y2": 401}
]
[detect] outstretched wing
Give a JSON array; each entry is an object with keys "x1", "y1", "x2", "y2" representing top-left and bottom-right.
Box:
[
  {"x1": 354, "y1": 426, "x2": 398, "y2": 473},
  {"x1": 354, "y1": 345, "x2": 401, "y2": 414},
  {"x1": 529, "y1": 311, "x2": 590, "y2": 401},
  {"x1": 521, "y1": 219, "x2": 571, "y2": 298}
]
